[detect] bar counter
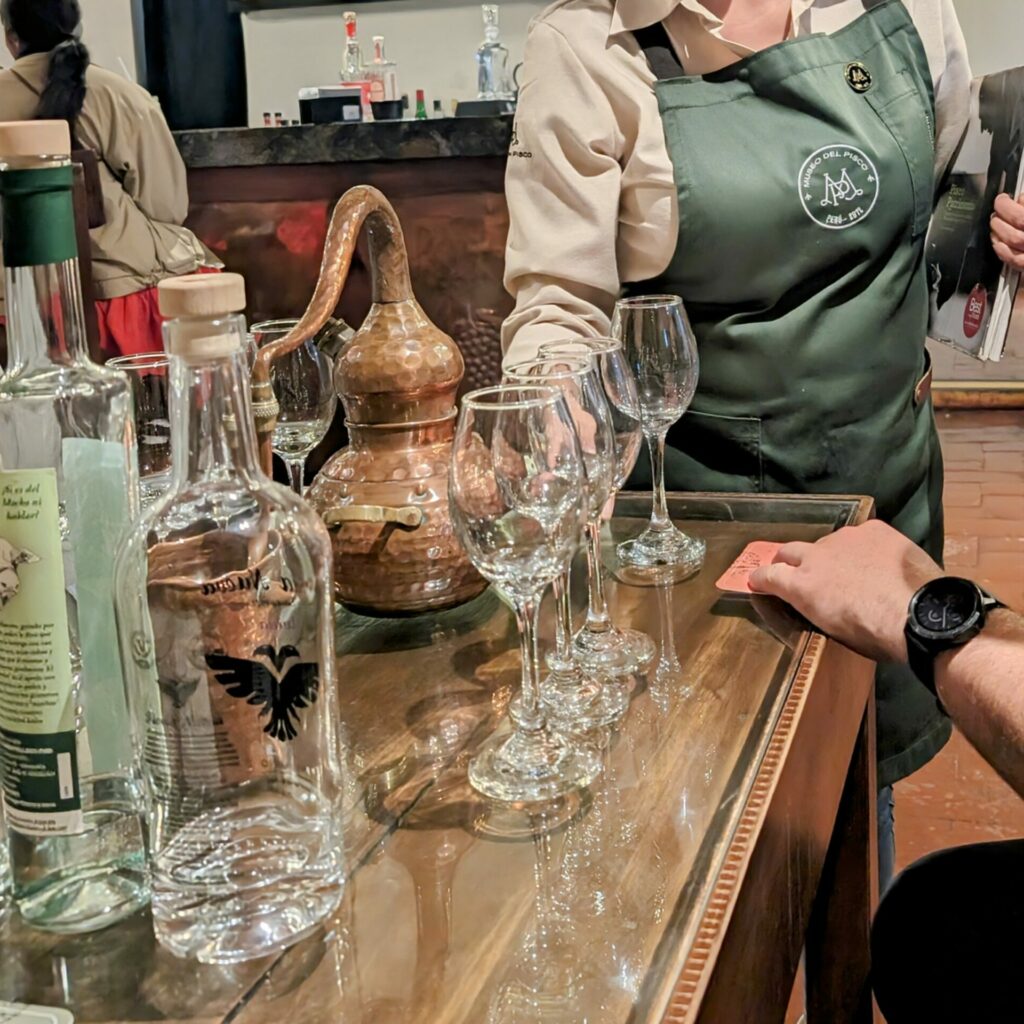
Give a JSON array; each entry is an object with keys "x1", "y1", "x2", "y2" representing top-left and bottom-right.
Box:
[{"x1": 0, "y1": 492, "x2": 878, "y2": 1024}]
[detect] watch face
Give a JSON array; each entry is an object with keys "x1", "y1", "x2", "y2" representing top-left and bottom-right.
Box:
[{"x1": 911, "y1": 578, "x2": 982, "y2": 638}]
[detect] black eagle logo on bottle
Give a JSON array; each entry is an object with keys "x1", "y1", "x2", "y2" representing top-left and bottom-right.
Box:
[{"x1": 205, "y1": 645, "x2": 319, "y2": 742}]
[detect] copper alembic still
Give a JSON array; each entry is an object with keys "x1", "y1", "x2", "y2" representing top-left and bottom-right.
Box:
[{"x1": 251, "y1": 184, "x2": 486, "y2": 615}]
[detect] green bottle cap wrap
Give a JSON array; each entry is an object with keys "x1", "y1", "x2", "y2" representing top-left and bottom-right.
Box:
[{"x1": 0, "y1": 165, "x2": 77, "y2": 268}]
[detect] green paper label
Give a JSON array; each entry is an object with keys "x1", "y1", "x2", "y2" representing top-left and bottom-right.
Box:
[
  {"x1": 62, "y1": 438, "x2": 132, "y2": 776},
  {"x1": 0, "y1": 166, "x2": 77, "y2": 268},
  {"x1": 0, "y1": 468, "x2": 81, "y2": 835}
]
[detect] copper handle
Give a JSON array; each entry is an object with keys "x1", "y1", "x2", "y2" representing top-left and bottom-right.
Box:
[
  {"x1": 323, "y1": 504, "x2": 424, "y2": 529},
  {"x1": 250, "y1": 185, "x2": 413, "y2": 474}
]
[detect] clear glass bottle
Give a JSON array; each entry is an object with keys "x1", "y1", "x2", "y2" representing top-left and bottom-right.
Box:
[
  {"x1": 476, "y1": 4, "x2": 514, "y2": 100},
  {"x1": 0, "y1": 120, "x2": 148, "y2": 931},
  {"x1": 342, "y1": 10, "x2": 363, "y2": 81},
  {"x1": 114, "y1": 273, "x2": 345, "y2": 964},
  {"x1": 365, "y1": 35, "x2": 399, "y2": 103},
  {"x1": 0, "y1": 803, "x2": 10, "y2": 899}
]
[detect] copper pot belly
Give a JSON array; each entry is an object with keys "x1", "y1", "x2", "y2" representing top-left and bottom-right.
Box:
[{"x1": 307, "y1": 417, "x2": 484, "y2": 614}]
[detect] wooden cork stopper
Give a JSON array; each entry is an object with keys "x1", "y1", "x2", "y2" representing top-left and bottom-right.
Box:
[
  {"x1": 159, "y1": 273, "x2": 247, "y2": 359},
  {"x1": 158, "y1": 272, "x2": 246, "y2": 318},
  {"x1": 0, "y1": 120, "x2": 71, "y2": 158}
]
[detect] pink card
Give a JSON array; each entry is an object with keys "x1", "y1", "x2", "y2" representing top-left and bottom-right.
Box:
[{"x1": 715, "y1": 541, "x2": 783, "y2": 594}]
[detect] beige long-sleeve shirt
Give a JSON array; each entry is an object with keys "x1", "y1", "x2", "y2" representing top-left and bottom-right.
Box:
[
  {"x1": 0, "y1": 53, "x2": 214, "y2": 301},
  {"x1": 502, "y1": 0, "x2": 972, "y2": 365}
]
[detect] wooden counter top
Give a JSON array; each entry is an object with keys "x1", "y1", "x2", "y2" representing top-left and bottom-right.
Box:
[{"x1": 0, "y1": 492, "x2": 877, "y2": 1024}]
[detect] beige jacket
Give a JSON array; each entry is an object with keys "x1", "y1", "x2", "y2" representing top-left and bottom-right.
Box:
[
  {"x1": 0, "y1": 53, "x2": 215, "y2": 301},
  {"x1": 503, "y1": 0, "x2": 972, "y2": 365}
]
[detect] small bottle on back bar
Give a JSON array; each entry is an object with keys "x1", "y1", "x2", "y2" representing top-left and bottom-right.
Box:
[
  {"x1": 365, "y1": 35, "x2": 399, "y2": 103},
  {"x1": 0, "y1": 120, "x2": 148, "y2": 932},
  {"x1": 114, "y1": 273, "x2": 345, "y2": 963},
  {"x1": 415, "y1": 89, "x2": 428, "y2": 120}
]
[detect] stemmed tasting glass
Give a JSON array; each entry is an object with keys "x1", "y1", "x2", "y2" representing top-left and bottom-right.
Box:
[
  {"x1": 611, "y1": 296, "x2": 705, "y2": 581},
  {"x1": 538, "y1": 338, "x2": 656, "y2": 675},
  {"x1": 108, "y1": 352, "x2": 173, "y2": 511},
  {"x1": 251, "y1": 319, "x2": 337, "y2": 495},
  {"x1": 503, "y1": 356, "x2": 627, "y2": 730},
  {"x1": 449, "y1": 385, "x2": 601, "y2": 801}
]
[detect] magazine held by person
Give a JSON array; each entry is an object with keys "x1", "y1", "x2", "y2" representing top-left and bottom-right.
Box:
[{"x1": 927, "y1": 67, "x2": 1024, "y2": 362}]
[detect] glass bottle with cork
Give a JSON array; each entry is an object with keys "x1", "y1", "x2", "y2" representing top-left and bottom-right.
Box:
[
  {"x1": 113, "y1": 272, "x2": 346, "y2": 963},
  {"x1": 342, "y1": 10, "x2": 362, "y2": 80},
  {"x1": 365, "y1": 35, "x2": 399, "y2": 103},
  {"x1": 476, "y1": 4, "x2": 514, "y2": 100},
  {"x1": 0, "y1": 119, "x2": 148, "y2": 932}
]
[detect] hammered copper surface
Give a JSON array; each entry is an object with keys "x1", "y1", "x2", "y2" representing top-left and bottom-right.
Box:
[
  {"x1": 307, "y1": 419, "x2": 485, "y2": 614},
  {"x1": 274, "y1": 184, "x2": 484, "y2": 613}
]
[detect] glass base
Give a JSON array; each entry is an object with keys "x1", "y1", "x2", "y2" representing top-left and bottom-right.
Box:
[
  {"x1": 10, "y1": 793, "x2": 149, "y2": 934},
  {"x1": 155, "y1": 883, "x2": 341, "y2": 964},
  {"x1": 468, "y1": 728, "x2": 601, "y2": 803},
  {"x1": 617, "y1": 526, "x2": 705, "y2": 582},
  {"x1": 151, "y1": 787, "x2": 344, "y2": 964},
  {"x1": 540, "y1": 670, "x2": 629, "y2": 732},
  {"x1": 572, "y1": 626, "x2": 656, "y2": 678}
]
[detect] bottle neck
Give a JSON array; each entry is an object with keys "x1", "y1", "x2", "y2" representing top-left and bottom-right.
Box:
[
  {"x1": 169, "y1": 343, "x2": 264, "y2": 489},
  {"x1": 1, "y1": 164, "x2": 89, "y2": 370}
]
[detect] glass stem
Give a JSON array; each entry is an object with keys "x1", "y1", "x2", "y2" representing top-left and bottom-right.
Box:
[
  {"x1": 513, "y1": 593, "x2": 544, "y2": 733},
  {"x1": 285, "y1": 457, "x2": 306, "y2": 496},
  {"x1": 584, "y1": 518, "x2": 611, "y2": 634},
  {"x1": 552, "y1": 570, "x2": 573, "y2": 665},
  {"x1": 648, "y1": 430, "x2": 671, "y2": 533}
]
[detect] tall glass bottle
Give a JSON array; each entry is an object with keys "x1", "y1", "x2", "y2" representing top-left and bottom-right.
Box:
[
  {"x1": 342, "y1": 10, "x2": 363, "y2": 81},
  {"x1": 114, "y1": 273, "x2": 345, "y2": 963},
  {"x1": 476, "y1": 4, "x2": 514, "y2": 100},
  {"x1": 0, "y1": 120, "x2": 148, "y2": 931}
]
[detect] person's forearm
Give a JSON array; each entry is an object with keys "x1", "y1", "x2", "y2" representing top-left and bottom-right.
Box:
[{"x1": 936, "y1": 610, "x2": 1024, "y2": 799}]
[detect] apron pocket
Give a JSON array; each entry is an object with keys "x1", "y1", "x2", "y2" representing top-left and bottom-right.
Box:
[
  {"x1": 665, "y1": 409, "x2": 764, "y2": 493},
  {"x1": 865, "y1": 69, "x2": 936, "y2": 239}
]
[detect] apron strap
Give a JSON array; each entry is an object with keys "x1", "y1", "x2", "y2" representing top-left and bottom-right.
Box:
[{"x1": 633, "y1": 22, "x2": 685, "y2": 81}]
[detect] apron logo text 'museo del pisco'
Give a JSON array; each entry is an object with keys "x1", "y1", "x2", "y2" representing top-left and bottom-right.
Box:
[{"x1": 798, "y1": 145, "x2": 879, "y2": 230}]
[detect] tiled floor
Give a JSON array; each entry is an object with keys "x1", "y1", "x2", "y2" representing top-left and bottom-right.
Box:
[{"x1": 894, "y1": 409, "x2": 1024, "y2": 872}]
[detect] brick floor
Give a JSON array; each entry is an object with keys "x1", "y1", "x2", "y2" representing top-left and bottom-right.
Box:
[{"x1": 895, "y1": 410, "x2": 1024, "y2": 873}]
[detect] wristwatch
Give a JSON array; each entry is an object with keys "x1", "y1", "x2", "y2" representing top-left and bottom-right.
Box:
[{"x1": 905, "y1": 576, "x2": 1006, "y2": 699}]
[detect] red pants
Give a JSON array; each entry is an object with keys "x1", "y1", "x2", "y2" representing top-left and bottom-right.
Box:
[{"x1": 96, "y1": 268, "x2": 221, "y2": 360}]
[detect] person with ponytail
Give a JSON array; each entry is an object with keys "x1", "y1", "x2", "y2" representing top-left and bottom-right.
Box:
[{"x1": 0, "y1": 0, "x2": 220, "y2": 357}]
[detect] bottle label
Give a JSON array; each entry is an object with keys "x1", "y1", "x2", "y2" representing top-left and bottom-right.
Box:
[
  {"x1": 62, "y1": 438, "x2": 133, "y2": 777},
  {"x1": 0, "y1": 166, "x2": 77, "y2": 269},
  {"x1": 0, "y1": 468, "x2": 82, "y2": 836}
]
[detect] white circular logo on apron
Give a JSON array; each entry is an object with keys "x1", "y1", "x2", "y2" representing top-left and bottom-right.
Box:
[{"x1": 798, "y1": 145, "x2": 879, "y2": 230}]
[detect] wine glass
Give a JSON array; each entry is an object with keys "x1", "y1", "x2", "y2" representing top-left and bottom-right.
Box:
[
  {"x1": 503, "y1": 356, "x2": 628, "y2": 730},
  {"x1": 251, "y1": 319, "x2": 337, "y2": 495},
  {"x1": 538, "y1": 338, "x2": 656, "y2": 675},
  {"x1": 449, "y1": 385, "x2": 600, "y2": 802},
  {"x1": 107, "y1": 352, "x2": 173, "y2": 512},
  {"x1": 611, "y1": 296, "x2": 705, "y2": 581}
]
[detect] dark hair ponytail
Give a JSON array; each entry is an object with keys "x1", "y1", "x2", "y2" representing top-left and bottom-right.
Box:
[{"x1": 1, "y1": 0, "x2": 89, "y2": 130}]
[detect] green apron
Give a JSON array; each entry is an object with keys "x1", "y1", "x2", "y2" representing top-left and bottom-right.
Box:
[{"x1": 632, "y1": 0, "x2": 949, "y2": 786}]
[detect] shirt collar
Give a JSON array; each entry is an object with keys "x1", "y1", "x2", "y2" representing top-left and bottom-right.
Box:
[
  {"x1": 11, "y1": 52, "x2": 51, "y2": 71},
  {"x1": 610, "y1": 0, "x2": 814, "y2": 36}
]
